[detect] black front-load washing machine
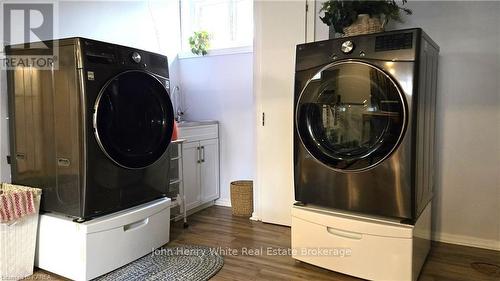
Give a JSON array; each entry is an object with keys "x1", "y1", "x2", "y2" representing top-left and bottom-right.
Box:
[{"x1": 6, "y1": 38, "x2": 174, "y2": 220}]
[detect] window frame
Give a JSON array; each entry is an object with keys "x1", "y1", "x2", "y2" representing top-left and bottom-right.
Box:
[{"x1": 179, "y1": 0, "x2": 253, "y2": 58}]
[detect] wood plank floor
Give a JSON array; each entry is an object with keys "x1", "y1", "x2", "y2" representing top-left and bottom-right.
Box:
[{"x1": 33, "y1": 206, "x2": 499, "y2": 281}]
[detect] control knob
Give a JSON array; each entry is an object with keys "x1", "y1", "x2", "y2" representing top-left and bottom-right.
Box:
[
  {"x1": 131, "y1": 52, "x2": 141, "y2": 63},
  {"x1": 341, "y1": 41, "x2": 355, "y2": 54}
]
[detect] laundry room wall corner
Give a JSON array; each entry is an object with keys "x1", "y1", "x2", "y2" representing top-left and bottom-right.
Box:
[
  {"x1": 178, "y1": 52, "x2": 255, "y2": 208},
  {"x1": 176, "y1": 2, "x2": 256, "y2": 210},
  {"x1": 57, "y1": 0, "x2": 181, "y2": 86}
]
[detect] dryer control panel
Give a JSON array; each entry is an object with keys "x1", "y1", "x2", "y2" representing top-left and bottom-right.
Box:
[{"x1": 294, "y1": 28, "x2": 439, "y2": 72}]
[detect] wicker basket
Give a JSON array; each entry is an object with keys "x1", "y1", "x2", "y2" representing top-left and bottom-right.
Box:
[
  {"x1": 343, "y1": 14, "x2": 384, "y2": 37},
  {"x1": 0, "y1": 183, "x2": 42, "y2": 281},
  {"x1": 230, "y1": 181, "x2": 253, "y2": 217}
]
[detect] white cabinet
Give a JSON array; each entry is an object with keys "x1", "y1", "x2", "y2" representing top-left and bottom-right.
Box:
[
  {"x1": 182, "y1": 142, "x2": 201, "y2": 210},
  {"x1": 200, "y1": 138, "x2": 219, "y2": 202},
  {"x1": 179, "y1": 124, "x2": 220, "y2": 212}
]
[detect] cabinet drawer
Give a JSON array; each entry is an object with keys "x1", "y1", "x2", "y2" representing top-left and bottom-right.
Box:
[
  {"x1": 86, "y1": 202, "x2": 170, "y2": 279},
  {"x1": 291, "y1": 206, "x2": 413, "y2": 281},
  {"x1": 179, "y1": 124, "x2": 218, "y2": 142},
  {"x1": 36, "y1": 199, "x2": 171, "y2": 281}
]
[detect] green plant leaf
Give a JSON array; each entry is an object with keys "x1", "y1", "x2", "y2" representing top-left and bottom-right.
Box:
[
  {"x1": 319, "y1": 0, "x2": 413, "y2": 33},
  {"x1": 189, "y1": 30, "x2": 211, "y2": 56}
]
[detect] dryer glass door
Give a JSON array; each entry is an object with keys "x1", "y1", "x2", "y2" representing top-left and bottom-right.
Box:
[
  {"x1": 296, "y1": 61, "x2": 406, "y2": 171},
  {"x1": 94, "y1": 70, "x2": 174, "y2": 169}
]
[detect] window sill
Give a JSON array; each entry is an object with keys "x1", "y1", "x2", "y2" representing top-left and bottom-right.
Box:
[{"x1": 178, "y1": 45, "x2": 253, "y2": 59}]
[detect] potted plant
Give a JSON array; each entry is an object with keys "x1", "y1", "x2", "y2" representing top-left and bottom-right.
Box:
[
  {"x1": 320, "y1": 0, "x2": 412, "y2": 37},
  {"x1": 189, "y1": 31, "x2": 210, "y2": 56}
]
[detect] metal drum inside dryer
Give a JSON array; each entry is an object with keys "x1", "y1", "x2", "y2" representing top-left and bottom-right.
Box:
[{"x1": 296, "y1": 61, "x2": 407, "y2": 172}]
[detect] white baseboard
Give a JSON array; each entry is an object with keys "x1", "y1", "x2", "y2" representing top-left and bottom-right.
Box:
[
  {"x1": 214, "y1": 198, "x2": 231, "y2": 207},
  {"x1": 250, "y1": 212, "x2": 261, "y2": 221},
  {"x1": 432, "y1": 231, "x2": 500, "y2": 251}
]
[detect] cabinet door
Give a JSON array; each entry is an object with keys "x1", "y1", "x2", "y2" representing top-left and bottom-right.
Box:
[
  {"x1": 182, "y1": 141, "x2": 201, "y2": 210},
  {"x1": 200, "y1": 138, "x2": 220, "y2": 202}
]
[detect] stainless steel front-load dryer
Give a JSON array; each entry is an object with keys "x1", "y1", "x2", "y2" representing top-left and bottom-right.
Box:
[
  {"x1": 6, "y1": 38, "x2": 174, "y2": 221},
  {"x1": 294, "y1": 29, "x2": 439, "y2": 223}
]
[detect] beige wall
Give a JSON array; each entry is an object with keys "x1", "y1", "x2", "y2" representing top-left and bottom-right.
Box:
[{"x1": 314, "y1": 1, "x2": 500, "y2": 250}]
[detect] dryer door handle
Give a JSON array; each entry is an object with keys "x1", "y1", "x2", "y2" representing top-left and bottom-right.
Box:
[{"x1": 326, "y1": 226, "x2": 363, "y2": 240}]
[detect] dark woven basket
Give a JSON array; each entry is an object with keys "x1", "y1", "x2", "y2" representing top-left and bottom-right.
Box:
[{"x1": 343, "y1": 14, "x2": 384, "y2": 37}]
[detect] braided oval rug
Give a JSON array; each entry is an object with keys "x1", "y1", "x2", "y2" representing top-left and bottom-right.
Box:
[{"x1": 95, "y1": 245, "x2": 224, "y2": 281}]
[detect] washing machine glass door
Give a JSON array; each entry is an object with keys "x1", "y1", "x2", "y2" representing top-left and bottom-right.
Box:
[
  {"x1": 296, "y1": 61, "x2": 406, "y2": 172},
  {"x1": 94, "y1": 70, "x2": 174, "y2": 169}
]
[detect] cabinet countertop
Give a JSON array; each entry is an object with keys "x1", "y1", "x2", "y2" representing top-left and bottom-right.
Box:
[{"x1": 177, "y1": 120, "x2": 218, "y2": 128}]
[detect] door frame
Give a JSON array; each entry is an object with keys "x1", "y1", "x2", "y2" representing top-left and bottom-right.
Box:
[{"x1": 252, "y1": 0, "x2": 314, "y2": 225}]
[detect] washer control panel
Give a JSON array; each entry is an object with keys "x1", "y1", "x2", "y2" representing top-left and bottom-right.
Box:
[{"x1": 131, "y1": 52, "x2": 142, "y2": 63}]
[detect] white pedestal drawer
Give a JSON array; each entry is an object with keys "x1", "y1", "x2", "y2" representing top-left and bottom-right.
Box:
[
  {"x1": 291, "y1": 203, "x2": 431, "y2": 281},
  {"x1": 35, "y1": 198, "x2": 171, "y2": 281}
]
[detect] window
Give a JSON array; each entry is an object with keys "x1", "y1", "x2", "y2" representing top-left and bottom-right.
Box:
[{"x1": 180, "y1": 0, "x2": 253, "y2": 53}]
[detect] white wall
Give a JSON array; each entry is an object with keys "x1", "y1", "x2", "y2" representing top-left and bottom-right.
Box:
[
  {"x1": 0, "y1": 0, "x2": 181, "y2": 182},
  {"x1": 315, "y1": 1, "x2": 500, "y2": 250},
  {"x1": 178, "y1": 53, "x2": 255, "y2": 206},
  {"x1": 57, "y1": 0, "x2": 182, "y2": 88}
]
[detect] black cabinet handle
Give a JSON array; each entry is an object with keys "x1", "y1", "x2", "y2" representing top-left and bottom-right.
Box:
[
  {"x1": 197, "y1": 146, "x2": 201, "y2": 163},
  {"x1": 201, "y1": 146, "x2": 205, "y2": 163}
]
